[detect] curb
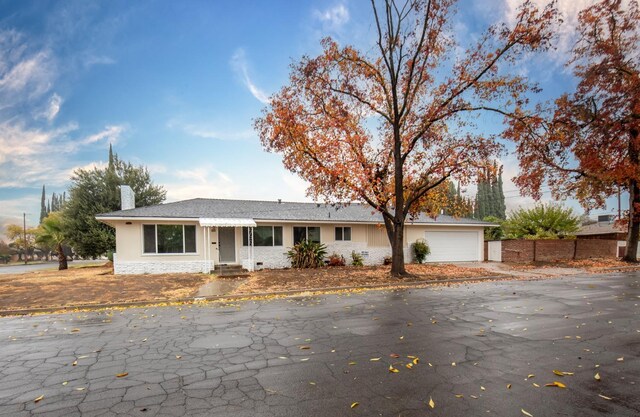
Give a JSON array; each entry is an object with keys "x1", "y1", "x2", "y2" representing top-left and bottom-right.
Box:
[{"x1": 0, "y1": 274, "x2": 520, "y2": 317}]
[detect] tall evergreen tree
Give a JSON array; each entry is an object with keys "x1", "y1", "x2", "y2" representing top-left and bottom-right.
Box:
[
  {"x1": 63, "y1": 147, "x2": 166, "y2": 258},
  {"x1": 474, "y1": 161, "x2": 506, "y2": 220},
  {"x1": 39, "y1": 185, "x2": 47, "y2": 223},
  {"x1": 496, "y1": 166, "x2": 506, "y2": 219}
]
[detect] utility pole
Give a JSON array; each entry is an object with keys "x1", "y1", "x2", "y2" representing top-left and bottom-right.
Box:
[
  {"x1": 618, "y1": 186, "x2": 622, "y2": 220},
  {"x1": 23, "y1": 212, "x2": 27, "y2": 265}
]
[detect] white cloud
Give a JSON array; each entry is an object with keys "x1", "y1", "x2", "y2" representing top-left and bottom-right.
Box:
[
  {"x1": 230, "y1": 48, "x2": 270, "y2": 104},
  {"x1": 501, "y1": 0, "x2": 596, "y2": 59},
  {"x1": 83, "y1": 54, "x2": 116, "y2": 68},
  {"x1": 164, "y1": 165, "x2": 238, "y2": 202},
  {"x1": 0, "y1": 30, "x2": 55, "y2": 107},
  {"x1": 0, "y1": 122, "x2": 124, "y2": 188},
  {"x1": 81, "y1": 124, "x2": 126, "y2": 145},
  {"x1": 37, "y1": 93, "x2": 63, "y2": 122},
  {"x1": 313, "y1": 4, "x2": 350, "y2": 30}
]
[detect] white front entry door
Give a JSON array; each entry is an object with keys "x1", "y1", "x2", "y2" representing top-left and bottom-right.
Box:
[{"x1": 424, "y1": 231, "x2": 480, "y2": 262}]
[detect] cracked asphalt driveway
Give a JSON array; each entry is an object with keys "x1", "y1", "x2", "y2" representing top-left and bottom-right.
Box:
[{"x1": 1, "y1": 272, "x2": 639, "y2": 417}]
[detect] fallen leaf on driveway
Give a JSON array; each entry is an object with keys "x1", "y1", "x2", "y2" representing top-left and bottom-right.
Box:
[
  {"x1": 545, "y1": 381, "x2": 566, "y2": 388},
  {"x1": 389, "y1": 365, "x2": 399, "y2": 373},
  {"x1": 598, "y1": 394, "x2": 612, "y2": 400},
  {"x1": 527, "y1": 374, "x2": 535, "y2": 379},
  {"x1": 350, "y1": 402, "x2": 359, "y2": 409},
  {"x1": 116, "y1": 372, "x2": 128, "y2": 378},
  {"x1": 594, "y1": 373, "x2": 600, "y2": 381},
  {"x1": 428, "y1": 397, "x2": 435, "y2": 409},
  {"x1": 521, "y1": 409, "x2": 533, "y2": 417},
  {"x1": 34, "y1": 395, "x2": 44, "y2": 403},
  {"x1": 71, "y1": 329, "x2": 80, "y2": 333},
  {"x1": 455, "y1": 394, "x2": 463, "y2": 398},
  {"x1": 507, "y1": 384, "x2": 512, "y2": 389},
  {"x1": 390, "y1": 353, "x2": 400, "y2": 358},
  {"x1": 370, "y1": 358, "x2": 381, "y2": 361},
  {"x1": 617, "y1": 357, "x2": 624, "y2": 362},
  {"x1": 299, "y1": 345, "x2": 311, "y2": 350}
]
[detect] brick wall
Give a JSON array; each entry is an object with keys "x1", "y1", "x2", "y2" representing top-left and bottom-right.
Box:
[
  {"x1": 575, "y1": 239, "x2": 618, "y2": 259},
  {"x1": 501, "y1": 240, "x2": 535, "y2": 263},
  {"x1": 535, "y1": 240, "x2": 576, "y2": 262},
  {"x1": 498, "y1": 239, "x2": 618, "y2": 263}
]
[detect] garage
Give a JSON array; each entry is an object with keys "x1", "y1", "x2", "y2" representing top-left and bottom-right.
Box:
[{"x1": 424, "y1": 231, "x2": 481, "y2": 262}]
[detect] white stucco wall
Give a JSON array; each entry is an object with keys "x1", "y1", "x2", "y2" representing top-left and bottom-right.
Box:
[{"x1": 107, "y1": 218, "x2": 486, "y2": 274}]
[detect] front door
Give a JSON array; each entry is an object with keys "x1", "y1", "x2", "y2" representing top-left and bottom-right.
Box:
[{"x1": 218, "y1": 227, "x2": 236, "y2": 263}]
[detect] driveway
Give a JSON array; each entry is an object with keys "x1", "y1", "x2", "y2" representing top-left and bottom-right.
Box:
[
  {"x1": 0, "y1": 272, "x2": 638, "y2": 416},
  {"x1": 0, "y1": 260, "x2": 104, "y2": 275}
]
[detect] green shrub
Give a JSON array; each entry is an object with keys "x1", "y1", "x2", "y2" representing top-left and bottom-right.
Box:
[
  {"x1": 412, "y1": 239, "x2": 430, "y2": 263},
  {"x1": 328, "y1": 252, "x2": 346, "y2": 266},
  {"x1": 504, "y1": 204, "x2": 580, "y2": 239},
  {"x1": 107, "y1": 250, "x2": 114, "y2": 262},
  {"x1": 351, "y1": 251, "x2": 364, "y2": 266},
  {"x1": 287, "y1": 240, "x2": 327, "y2": 268}
]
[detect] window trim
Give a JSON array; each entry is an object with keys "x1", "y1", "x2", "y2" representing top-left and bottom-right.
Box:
[
  {"x1": 293, "y1": 226, "x2": 321, "y2": 244},
  {"x1": 242, "y1": 226, "x2": 284, "y2": 247},
  {"x1": 142, "y1": 224, "x2": 198, "y2": 255},
  {"x1": 335, "y1": 226, "x2": 352, "y2": 241}
]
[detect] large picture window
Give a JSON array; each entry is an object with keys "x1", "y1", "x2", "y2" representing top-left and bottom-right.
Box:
[
  {"x1": 242, "y1": 226, "x2": 283, "y2": 246},
  {"x1": 143, "y1": 224, "x2": 196, "y2": 254},
  {"x1": 293, "y1": 226, "x2": 321, "y2": 244}
]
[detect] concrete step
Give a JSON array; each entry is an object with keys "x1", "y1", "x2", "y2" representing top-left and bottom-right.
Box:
[{"x1": 212, "y1": 264, "x2": 249, "y2": 277}]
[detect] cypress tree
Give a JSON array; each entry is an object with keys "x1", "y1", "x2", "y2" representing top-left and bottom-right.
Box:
[
  {"x1": 39, "y1": 185, "x2": 47, "y2": 223},
  {"x1": 496, "y1": 165, "x2": 506, "y2": 219}
]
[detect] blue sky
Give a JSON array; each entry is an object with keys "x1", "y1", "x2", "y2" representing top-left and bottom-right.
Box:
[{"x1": 0, "y1": 0, "x2": 623, "y2": 235}]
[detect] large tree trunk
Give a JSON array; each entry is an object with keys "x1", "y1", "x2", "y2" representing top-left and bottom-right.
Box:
[
  {"x1": 57, "y1": 243, "x2": 68, "y2": 270},
  {"x1": 624, "y1": 178, "x2": 640, "y2": 262},
  {"x1": 390, "y1": 223, "x2": 406, "y2": 276}
]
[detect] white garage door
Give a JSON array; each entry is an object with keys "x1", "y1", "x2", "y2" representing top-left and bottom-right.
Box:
[{"x1": 424, "y1": 231, "x2": 480, "y2": 262}]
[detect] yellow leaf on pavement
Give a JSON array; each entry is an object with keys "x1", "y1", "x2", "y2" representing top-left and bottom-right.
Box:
[
  {"x1": 428, "y1": 397, "x2": 435, "y2": 409},
  {"x1": 116, "y1": 372, "x2": 128, "y2": 378},
  {"x1": 521, "y1": 409, "x2": 533, "y2": 417},
  {"x1": 594, "y1": 373, "x2": 600, "y2": 381},
  {"x1": 389, "y1": 365, "x2": 399, "y2": 373},
  {"x1": 598, "y1": 394, "x2": 612, "y2": 400},
  {"x1": 351, "y1": 402, "x2": 359, "y2": 409},
  {"x1": 370, "y1": 358, "x2": 381, "y2": 361},
  {"x1": 34, "y1": 395, "x2": 44, "y2": 403},
  {"x1": 545, "y1": 381, "x2": 566, "y2": 388}
]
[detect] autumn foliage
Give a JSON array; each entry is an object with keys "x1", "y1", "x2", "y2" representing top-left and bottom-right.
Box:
[
  {"x1": 256, "y1": 0, "x2": 558, "y2": 275},
  {"x1": 505, "y1": 0, "x2": 640, "y2": 261}
]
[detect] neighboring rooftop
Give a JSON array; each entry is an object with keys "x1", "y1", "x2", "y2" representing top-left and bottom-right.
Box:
[
  {"x1": 97, "y1": 198, "x2": 491, "y2": 225},
  {"x1": 576, "y1": 221, "x2": 626, "y2": 236}
]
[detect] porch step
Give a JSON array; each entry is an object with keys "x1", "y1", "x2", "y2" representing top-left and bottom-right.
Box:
[{"x1": 212, "y1": 264, "x2": 250, "y2": 278}]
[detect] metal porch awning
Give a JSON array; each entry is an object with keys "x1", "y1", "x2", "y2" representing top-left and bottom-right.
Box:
[{"x1": 198, "y1": 218, "x2": 257, "y2": 227}]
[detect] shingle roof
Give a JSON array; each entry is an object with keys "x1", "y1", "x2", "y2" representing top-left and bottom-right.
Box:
[
  {"x1": 96, "y1": 198, "x2": 491, "y2": 225},
  {"x1": 576, "y1": 222, "x2": 626, "y2": 236}
]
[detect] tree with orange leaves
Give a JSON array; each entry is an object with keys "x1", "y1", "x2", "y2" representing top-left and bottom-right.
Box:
[
  {"x1": 506, "y1": 0, "x2": 640, "y2": 261},
  {"x1": 255, "y1": 0, "x2": 558, "y2": 276}
]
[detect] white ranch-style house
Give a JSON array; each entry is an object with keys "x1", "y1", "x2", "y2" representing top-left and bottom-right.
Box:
[{"x1": 96, "y1": 187, "x2": 493, "y2": 275}]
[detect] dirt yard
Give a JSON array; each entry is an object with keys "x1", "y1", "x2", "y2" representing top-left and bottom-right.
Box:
[
  {"x1": 233, "y1": 263, "x2": 498, "y2": 294},
  {"x1": 505, "y1": 258, "x2": 640, "y2": 272},
  {"x1": 0, "y1": 263, "x2": 209, "y2": 311},
  {"x1": 0, "y1": 263, "x2": 501, "y2": 311}
]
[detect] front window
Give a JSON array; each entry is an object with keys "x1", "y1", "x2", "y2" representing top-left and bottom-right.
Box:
[
  {"x1": 335, "y1": 226, "x2": 352, "y2": 241},
  {"x1": 293, "y1": 226, "x2": 321, "y2": 244},
  {"x1": 242, "y1": 226, "x2": 283, "y2": 246},
  {"x1": 143, "y1": 224, "x2": 196, "y2": 254}
]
